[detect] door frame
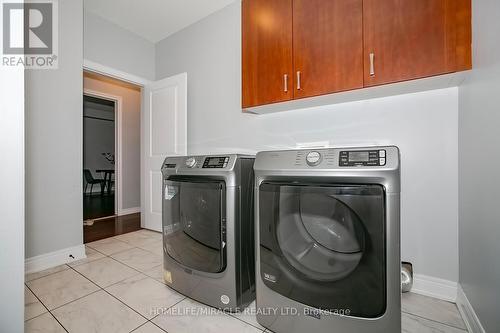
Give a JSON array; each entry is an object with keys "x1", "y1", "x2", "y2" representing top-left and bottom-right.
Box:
[
  {"x1": 83, "y1": 60, "x2": 151, "y2": 218},
  {"x1": 83, "y1": 59, "x2": 151, "y2": 86},
  {"x1": 83, "y1": 88, "x2": 123, "y2": 215}
]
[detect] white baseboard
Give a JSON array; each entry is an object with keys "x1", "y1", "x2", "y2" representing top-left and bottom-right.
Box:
[
  {"x1": 456, "y1": 285, "x2": 486, "y2": 333},
  {"x1": 118, "y1": 206, "x2": 140, "y2": 216},
  {"x1": 25, "y1": 245, "x2": 86, "y2": 274},
  {"x1": 411, "y1": 274, "x2": 458, "y2": 302}
]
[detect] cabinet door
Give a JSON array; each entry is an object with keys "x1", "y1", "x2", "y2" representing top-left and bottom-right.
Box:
[
  {"x1": 293, "y1": 0, "x2": 363, "y2": 99},
  {"x1": 363, "y1": 0, "x2": 466, "y2": 86},
  {"x1": 242, "y1": 0, "x2": 293, "y2": 108}
]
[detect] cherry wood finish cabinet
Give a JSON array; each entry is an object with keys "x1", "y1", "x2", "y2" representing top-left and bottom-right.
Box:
[
  {"x1": 241, "y1": 0, "x2": 471, "y2": 109},
  {"x1": 363, "y1": 0, "x2": 472, "y2": 86},
  {"x1": 242, "y1": 0, "x2": 293, "y2": 108},
  {"x1": 293, "y1": 0, "x2": 364, "y2": 99}
]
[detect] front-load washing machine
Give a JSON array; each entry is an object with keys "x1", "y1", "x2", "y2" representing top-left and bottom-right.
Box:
[
  {"x1": 254, "y1": 146, "x2": 401, "y2": 333},
  {"x1": 161, "y1": 154, "x2": 255, "y2": 311}
]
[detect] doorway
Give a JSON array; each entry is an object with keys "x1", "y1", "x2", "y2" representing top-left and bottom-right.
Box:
[
  {"x1": 82, "y1": 70, "x2": 142, "y2": 242},
  {"x1": 83, "y1": 94, "x2": 116, "y2": 220}
]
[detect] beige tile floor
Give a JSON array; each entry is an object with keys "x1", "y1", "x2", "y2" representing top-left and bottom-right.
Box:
[{"x1": 25, "y1": 230, "x2": 468, "y2": 333}]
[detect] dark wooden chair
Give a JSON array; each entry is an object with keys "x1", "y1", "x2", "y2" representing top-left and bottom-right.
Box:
[{"x1": 83, "y1": 169, "x2": 104, "y2": 195}]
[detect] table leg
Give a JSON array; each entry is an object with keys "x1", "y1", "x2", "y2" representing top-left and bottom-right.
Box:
[
  {"x1": 100, "y1": 172, "x2": 105, "y2": 196},
  {"x1": 107, "y1": 172, "x2": 112, "y2": 195}
]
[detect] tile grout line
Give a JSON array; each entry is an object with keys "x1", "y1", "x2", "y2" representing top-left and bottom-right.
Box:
[
  {"x1": 65, "y1": 258, "x2": 189, "y2": 332},
  {"x1": 25, "y1": 232, "x2": 164, "y2": 332},
  {"x1": 88, "y1": 235, "x2": 279, "y2": 332},
  {"x1": 66, "y1": 264, "x2": 152, "y2": 329},
  {"x1": 88, "y1": 241, "x2": 161, "y2": 263},
  {"x1": 72, "y1": 256, "x2": 145, "y2": 287},
  {"x1": 29, "y1": 233, "x2": 465, "y2": 333},
  {"x1": 86, "y1": 234, "x2": 144, "y2": 253},
  {"x1": 72, "y1": 265, "x2": 190, "y2": 333},
  {"x1": 46, "y1": 288, "x2": 103, "y2": 313},
  {"x1": 227, "y1": 312, "x2": 266, "y2": 331},
  {"x1": 86, "y1": 243, "x2": 136, "y2": 257},
  {"x1": 107, "y1": 251, "x2": 162, "y2": 275},
  {"x1": 84, "y1": 240, "x2": 162, "y2": 275},
  {"x1": 45, "y1": 311, "x2": 71, "y2": 333},
  {"x1": 147, "y1": 296, "x2": 187, "y2": 324},
  {"x1": 24, "y1": 284, "x2": 51, "y2": 321},
  {"x1": 25, "y1": 265, "x2": 71, "y2": 283},
  {"x1": 130, "y1": 321, "x2": 162, "y2": 333},
  {"x1": 402, "y1": 310, "x2": 468, "y2": 331},
  {"x1": 25, "y1": 284, "x2": 70, "y2": 333},
  {"x1": 85, "y1": 236, "x2": 164, "y2": 286},
  {"x1": 26, "y1": 271, "x2": 103, "y2": 312}
]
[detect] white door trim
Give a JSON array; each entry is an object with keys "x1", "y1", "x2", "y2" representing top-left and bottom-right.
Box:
[
  {"x1": 83, "y1": 59, "x2": 152, "y2": 87},
  {"x1": 83, "y1": 89, "x2": 124, "y2": 215},
  {"x1": 83, "y1": 61, "x2": 151, "y2": 219}
]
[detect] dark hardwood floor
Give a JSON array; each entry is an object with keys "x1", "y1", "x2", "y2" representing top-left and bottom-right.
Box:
[
  {"x1": 83, "y1": 213, "x2": 141, "y2": 243},
  {"x1": 83, "y1": 192, "x2": 115, "y2": 220}
]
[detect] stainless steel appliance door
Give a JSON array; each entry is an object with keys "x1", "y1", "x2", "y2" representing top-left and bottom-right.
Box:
[
  {"x1": 163, "y1": 178, "x2": 226, "y2": 273},
  {"x1": 259, "y1": 182, "x2": 386, "y2": 318}
]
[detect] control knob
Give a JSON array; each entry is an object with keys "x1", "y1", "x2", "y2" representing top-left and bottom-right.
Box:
[
  {"x1": 185, "y1": 157, "x2": 196, "y2": 168},
  {"x1": 306, "y1": 151, "x2": 322, "y2": 166}
]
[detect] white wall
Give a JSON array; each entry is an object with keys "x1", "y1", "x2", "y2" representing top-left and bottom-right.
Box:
[
  {"x1": 156, "y1": 2, "x2": 459, "y2": 283},
  {"x1": 84, "y1": 11, "x2": 155, "y2": 81},
  {"x1": 458, "y1": 0, "x2": 500, "y2": 331},
  {"x1": 0, "y1": 51, "x2": 25, "y2": 333},
  {"x1": 84, "y1": 75, "x2": 141, "y2": 210},
  {"x1": 25, "y1": 0, "x2": 84, "y2": 258}
]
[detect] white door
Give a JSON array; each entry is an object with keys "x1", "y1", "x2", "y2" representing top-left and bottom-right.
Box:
[{"x1": 142, "y1": 73, "x2": 187, "y2": 231}]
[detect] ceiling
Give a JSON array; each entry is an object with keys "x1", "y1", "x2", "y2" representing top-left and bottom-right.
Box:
[{"x1": 84, "y1": 0, "x2": 237, "y2": 43}]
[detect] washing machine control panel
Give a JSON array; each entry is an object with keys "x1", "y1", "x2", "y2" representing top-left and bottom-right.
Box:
[
  {"x1": 202, "y1": 156, "x2": 230, "y2": 168},
  {"x1": 339, "y1": 149, "x2": 386, "y2": 167}
]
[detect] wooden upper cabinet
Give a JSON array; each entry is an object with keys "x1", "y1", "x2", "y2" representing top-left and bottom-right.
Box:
[
  {"x1": 293, "y1": 0, "x2": 364, "y2": 99},
  {"x1": 363, "y1": 0, "x2": 472, "y2": 87},
  {"x1": 242, "y1": 0, "x2": 471, "y2": 109},
  {"x1": 242, "y1": 0, "x2": 293, "y2": 108}
]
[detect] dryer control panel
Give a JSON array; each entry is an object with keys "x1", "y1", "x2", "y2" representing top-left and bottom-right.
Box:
[
  {"x1": 202, "y1": 156, "x2": 230, "y2": 168},
  {"x1": 339, "y1": 149, "x2": 386, "y2": 167}
]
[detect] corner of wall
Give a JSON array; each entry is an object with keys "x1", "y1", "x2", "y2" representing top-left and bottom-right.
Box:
[{"x1": 457, "y1": 284, "x2": 486, "y2": 333}]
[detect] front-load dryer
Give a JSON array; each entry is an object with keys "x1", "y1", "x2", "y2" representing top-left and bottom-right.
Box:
[
  {"x1": 161, "y1": 154, "x2": 255, "y2": 311},
  {"x1": 254, "y1": 147, "x2": 401, "y2": 333}
]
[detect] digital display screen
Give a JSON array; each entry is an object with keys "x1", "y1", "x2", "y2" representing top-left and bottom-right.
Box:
[
  {"x1": 207, "y1": 157, "x2": 224, "y2": 166},
  {"x1": 349, "y1": 151, "x2": 370, "y2": 162}
]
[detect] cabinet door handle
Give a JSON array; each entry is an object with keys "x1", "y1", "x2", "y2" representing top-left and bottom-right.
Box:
[
  {"x1": 369, "y1": 53, "x2": 375, "y2": 76},
  {"x1": 283, "y1": 74, "x2": 288, "y2": 92},
  {"x1": 296, "y1": 71, "x2": 301, "y2": 90}
]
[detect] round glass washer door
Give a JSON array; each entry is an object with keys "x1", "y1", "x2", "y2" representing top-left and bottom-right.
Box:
[{"x1": 277, "y1": 191, "x2": 366, "y2": 282}]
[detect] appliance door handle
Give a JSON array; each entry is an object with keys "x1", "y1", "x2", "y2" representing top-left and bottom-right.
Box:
[
  {"x1": 369, "y1": 53, "x2": 375, "y2": 76},
  {"x1": 283, "y1": 74, "x2": 288, "y2": 92},
  {"x1": 296, "y1": 71, "x2": 301, "y2": 90}
]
